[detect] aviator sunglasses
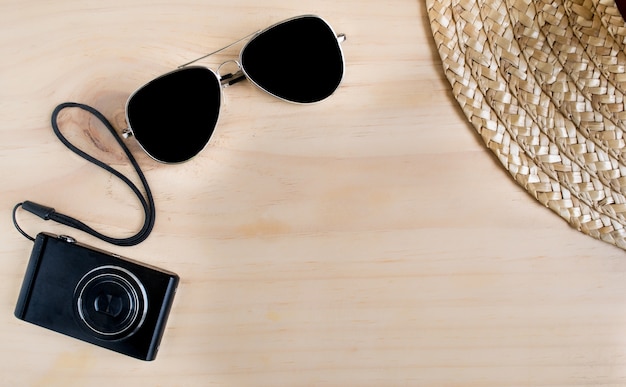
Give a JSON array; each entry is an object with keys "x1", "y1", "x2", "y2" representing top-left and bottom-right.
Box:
[{"x1": 124, "y1": 15, "x2": 346, "y2": 163}]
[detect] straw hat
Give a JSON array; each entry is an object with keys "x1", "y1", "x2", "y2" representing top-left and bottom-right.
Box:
[{"x1": 427, "y1": 0, "x2": 626, "y2": 250}]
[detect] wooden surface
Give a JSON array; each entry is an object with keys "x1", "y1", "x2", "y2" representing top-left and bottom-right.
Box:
[{"x1": 2, "y1": 1, "x2": 626, "y2": 386}]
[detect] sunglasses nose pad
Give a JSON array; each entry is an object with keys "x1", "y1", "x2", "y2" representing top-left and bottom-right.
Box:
[
  {"x1": 218, "y1": 60, "x2": 246, "y2": 87},
  {"x1": 122, "y1": 128, "x2": 134, "y2": 139}
]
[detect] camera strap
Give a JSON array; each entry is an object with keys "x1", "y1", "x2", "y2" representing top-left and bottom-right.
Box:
[{"x1": 12, "y1": 102, "x2": 155, "y2": 247}]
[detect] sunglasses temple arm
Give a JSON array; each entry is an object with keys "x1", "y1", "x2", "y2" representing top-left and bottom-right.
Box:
[
  {"x1": 179, "y1": 29, "x2": 346, "y2": 69},
  {"x1": 178, "y1": 30, "x2": 261, "y2": 68}
]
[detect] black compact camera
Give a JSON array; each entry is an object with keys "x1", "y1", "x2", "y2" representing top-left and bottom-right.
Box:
[{"x1": 14, "y1": 232, "x2": 179, "y2": 361}]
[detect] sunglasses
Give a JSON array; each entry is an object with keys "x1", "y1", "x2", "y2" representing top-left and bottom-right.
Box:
[{"x1": 124, "y1": 15, "x2": 346, "y2": 163}]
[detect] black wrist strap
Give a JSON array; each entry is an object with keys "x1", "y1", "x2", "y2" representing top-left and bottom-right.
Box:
[{"x1": 12, "y1": 102, "x2": 155, "y2": 247}]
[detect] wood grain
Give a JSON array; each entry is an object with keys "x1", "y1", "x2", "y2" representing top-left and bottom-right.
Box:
[{"x1": 1, "y1": 0, "x2": 625, "y2": 386}]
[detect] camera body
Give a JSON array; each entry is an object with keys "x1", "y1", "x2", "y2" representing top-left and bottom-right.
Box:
[{"x1": 14, "y1": 232, "x2": 179, "y2": 361}]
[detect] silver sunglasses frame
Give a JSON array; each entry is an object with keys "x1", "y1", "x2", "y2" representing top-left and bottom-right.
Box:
[{"x1": 124, "y1": 14, "x2": 346, "y2": 164}]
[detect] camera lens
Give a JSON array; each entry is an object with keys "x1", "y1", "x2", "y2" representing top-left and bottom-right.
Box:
[{"x1": 74, "y1": 266, "x2": 147, "y2": 340}]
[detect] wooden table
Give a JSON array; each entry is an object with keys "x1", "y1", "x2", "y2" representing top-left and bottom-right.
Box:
[{"x1": 2, "y1": 1, "x2": 626, "y2": 385}]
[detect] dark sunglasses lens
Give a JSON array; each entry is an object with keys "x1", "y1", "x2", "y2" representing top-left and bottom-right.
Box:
[
  {"x1": 241, "y1": 16, "x2": 344, "y2": 103},
  {"x1": 126, "y1": 67, "x2": 221, "y2": 163}
]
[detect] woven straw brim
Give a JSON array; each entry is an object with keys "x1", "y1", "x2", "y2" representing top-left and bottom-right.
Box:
[{"x1": 427, "y1": 0, "x2": 626, "y2": 250}]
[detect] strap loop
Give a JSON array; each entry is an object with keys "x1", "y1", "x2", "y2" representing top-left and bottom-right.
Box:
[{"x1": 12, "y1": 102, "x2": 155, "y2": 246}]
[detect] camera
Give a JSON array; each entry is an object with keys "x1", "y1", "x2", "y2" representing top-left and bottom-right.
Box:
[{"x1": 14, "y1": 232, "x2": 179, "y2": 361}]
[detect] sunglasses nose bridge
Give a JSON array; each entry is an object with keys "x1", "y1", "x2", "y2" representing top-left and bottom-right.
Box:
[{"x1": 218, "y1": 60, "x2": 246, "y2": 87}]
